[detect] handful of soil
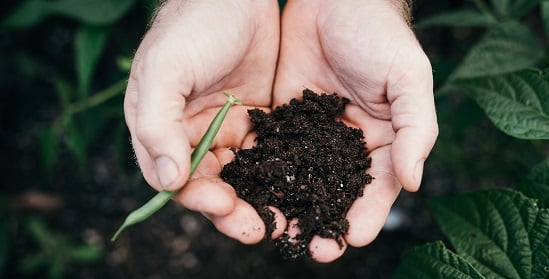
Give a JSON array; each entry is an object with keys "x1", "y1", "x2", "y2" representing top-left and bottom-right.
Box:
[{"x1": 221, "y1": 89, "x2": 373, "y2": 259}]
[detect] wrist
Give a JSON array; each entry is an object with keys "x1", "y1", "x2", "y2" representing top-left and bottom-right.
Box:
[
  {"x1": 395, "y1": 0, "x2": 413, "y2": 25},
  {"x1": 288, "y1": 0, "x2": 413, "y2": 26}
]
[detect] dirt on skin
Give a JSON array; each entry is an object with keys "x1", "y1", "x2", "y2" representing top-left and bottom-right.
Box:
[{"x1": 221, "y1": 89, "x2": 373, "y2": 259}]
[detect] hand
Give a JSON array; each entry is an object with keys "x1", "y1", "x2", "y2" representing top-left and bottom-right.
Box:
[
  {"x1": 124, "y1": 0, "x2": 283, "y2": 244},
  {"x1": 273, "y1": 0, "x2": 438, "y2": 262}
]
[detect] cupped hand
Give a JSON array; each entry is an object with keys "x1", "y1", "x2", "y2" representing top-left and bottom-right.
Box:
[
  {"x1": 124, "y1": 0, "x2": 283, "y2": 244},
  {"x1": 273, "y1": 0, "x2": 438, "y2": 262}
]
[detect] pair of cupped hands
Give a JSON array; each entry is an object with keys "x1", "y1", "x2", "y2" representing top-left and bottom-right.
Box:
[{"x1": 124, "y1": 0, "x2": 438, "y2": 263}]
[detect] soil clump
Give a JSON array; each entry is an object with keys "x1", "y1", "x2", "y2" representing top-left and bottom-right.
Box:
[{"x1": 221, "y1": 89, "x2": 373, "y2": 259}]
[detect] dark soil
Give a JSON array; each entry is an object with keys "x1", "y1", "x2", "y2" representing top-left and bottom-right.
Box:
[{"x1": 221, "y1": 89, "x2": 373, "y2": 259}]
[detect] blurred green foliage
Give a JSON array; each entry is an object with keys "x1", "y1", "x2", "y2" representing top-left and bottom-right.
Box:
[
  {"x1": 1, "y1": 1, "x2": 155, "y2": 277},
  {"x1": 394, "y1": 0, "x2": 549, "y2": 277},
  {"x1": 1, "y1": 0, "x2": 156, "y2": 174},
  {"x1": 20, "y1": 218, "x2": 103, "y2": 279},
  {"x1": 2, "y1": 0, "x2": 136, "y2": 28},
  {"x1": 424, "y1": 2, "x2": 549, "y2": 185}
]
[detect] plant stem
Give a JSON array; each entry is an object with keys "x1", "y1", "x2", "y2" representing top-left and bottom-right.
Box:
[
  {"x1": 67, "y1": 79, "x2": 127, "y2": 115},
  {"x1": 111, "y1": 92, "x2": 242, "y2": 241}
]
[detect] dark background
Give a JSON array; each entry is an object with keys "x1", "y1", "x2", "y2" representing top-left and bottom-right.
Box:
[{"x1": 1, "y1": 0, "x2": 546, "y2": 278}]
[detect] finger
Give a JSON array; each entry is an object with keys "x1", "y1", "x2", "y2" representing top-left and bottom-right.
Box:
[
  {"x1": 132, "y1": 57, "x2": 193, "y2": 192},
  {"x1": 283, "y1": 219, "x2": 348, "y2": 263},
  {"x1": 387, "y1": 47, "x2": 438, "y2": 192},
  {"x1": 344, "y1": 145, "x2": 401, "y2": 247},
  {"x1": 182, "y1": 151, "x2": 285, "y2": 240},
  {"x1": 125, "y1": 13, "x2": 203, "y2": 192},
  {"x1": 309, "y1": 236, "x2": 347, "y2": 263},
  {"x1": 209, "y1": 149, "x2": 286, "y2": 239},
  {"x1": 267, "y1": 206, "x2": 287, "y2": 239},
  {"x1": 124, "y1": 66, "x2": 189, "y2": 193},
  {"x1": 205, "y1": 199, "x2": 265, "y2": 245},
  {"x1": 127, "y1": 0, "x2": 259, "y2": 192},
  {"x1": 175, "y1": 177, "x2": 237, "y2": 217},
  {"x1": 174, "y1": 151, "x2": 236, "y2": 216},
  {"x1": 214, "y1": 147, "x2": 237, "y2": 168},
  {"x1": 286, "y1": 218, "x2": 301, "y2": 238}
]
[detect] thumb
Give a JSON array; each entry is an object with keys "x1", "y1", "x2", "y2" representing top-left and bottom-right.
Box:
[
  {"x1": 124, "y1": 50, "x2": 194, "y2": 192},
  {"x1": 388, "y1": 50, "x2": 438, "y2": 192}
]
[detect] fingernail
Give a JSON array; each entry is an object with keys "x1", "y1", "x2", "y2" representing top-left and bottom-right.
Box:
[
  {"x1": 155, "y1": 156, "x2": 178, "y2": 189},
  {"x1": 414, "y1": 160, "x2": 425, "y2": 189}
]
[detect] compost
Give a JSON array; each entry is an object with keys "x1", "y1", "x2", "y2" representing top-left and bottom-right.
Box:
[{"x1": 221, "y1": 89, "x2": 373, "y2": 259}]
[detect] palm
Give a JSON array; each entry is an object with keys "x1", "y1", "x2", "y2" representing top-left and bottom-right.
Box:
[
  {"x1": 273, "y1": 1, "x2": 435, "y2": 262},
  {"x1": 124, "y1": 1, "x2": 280, "y2": 243},
  {"x1": 126, "y1": 0, "x2": 437, "y2": 262}
]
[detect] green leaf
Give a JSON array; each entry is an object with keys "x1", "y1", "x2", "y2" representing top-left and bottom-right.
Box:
[
  {"x1": 53, "y1": 78, "x2": 75, "y2": 109},
  {"x1": 13, "y1": 52, "x2": 43, "y2": 79},
  {"x1": 453, "y1": 69, "x2": 549, "y2": 140},
  {"x1": 69, "y1": 245, "x2": 102, "y2": 262},
  {"x1": 116, "y1": 56, "x2": 133, "y2": 72},
  {"x1": 430, "y1": 189, "x2": 549, "y2": 279},
  {"x1": 392, "y1": 242, "x2": 485, "y2": 279},
  {"x1": 542, "y1": 1, "x2": 549, "y2": 38},
  {"x1": 20, "y1": 254, "x2": 48, "y2": 274},
  {"x1": 415, "y1": 9, "x2": 497, "y2": 28},
  {"x1": 50, "y1": 0, "x2": 136, "y2": 25},
  {"x1": 489, "y1": 0, "x2": 541, "y2": 19},
  {"x1": 26, "y1": 218, "x2": 56, "y2": 249},
  {"x1": 75, "y1": 25, "x2": 108, "y2": 97},
  {"x1": 64, "y1": 117, "x2": 88, "y2": 168},
  {"x1": 2, "y1": 0, "x2": 136, "y2": 28},
  {"x1": 450, "y1": 21, "x2": 543, "y2": 80},
  {"x1": 38, "y1": 125, "x2": 60, "y2": 172},
  {"x1": 1, "y1": 0, "x2": 51, "y2": 29},
  {"x1": 517, "y1": 158, "x2": 549, "y2": 208}
]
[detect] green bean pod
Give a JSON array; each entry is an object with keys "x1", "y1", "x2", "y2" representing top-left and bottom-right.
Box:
[{"x1": 112, "y1": 93, "x2": 242, "y2": 241}]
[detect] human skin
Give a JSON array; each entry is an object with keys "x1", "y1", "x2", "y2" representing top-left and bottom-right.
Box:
[
  {"x1": 124, "y1": 0, "x2": 284, "y2": 243},
  {"x1": 274, "y1": 0, "x2": 438, "y2": 262},
  {"x1": 124, "y1": 0, "x2": 438, "y2": 263}
]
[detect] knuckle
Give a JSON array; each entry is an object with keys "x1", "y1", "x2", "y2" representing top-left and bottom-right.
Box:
[{"x1": 135, "y1": 121, "x2": 164, "y2": 147}]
